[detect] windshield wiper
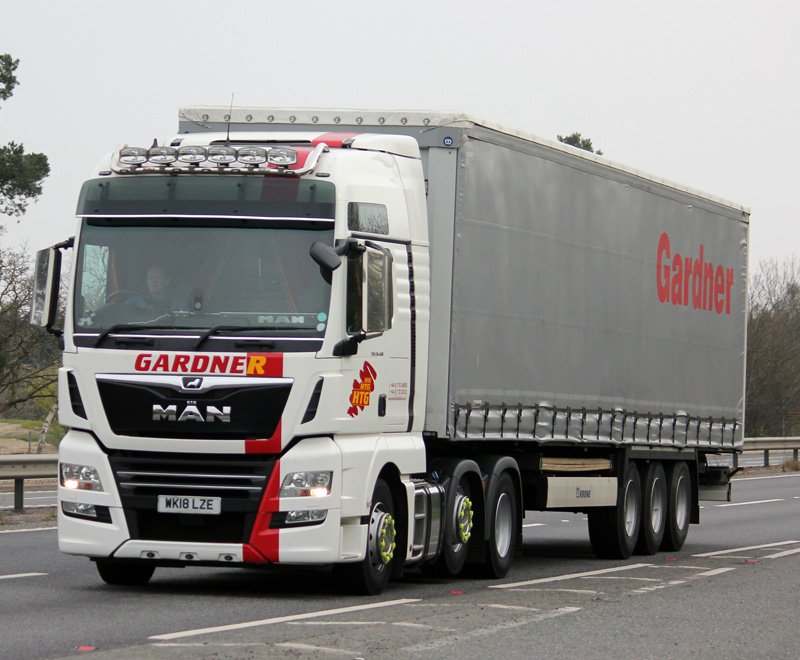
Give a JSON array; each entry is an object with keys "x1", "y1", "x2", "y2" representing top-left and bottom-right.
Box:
[
  {"x1": 193, "y1": 326, "x2": 276, "y2": 351},
  {"x1": 93, "y1": 324, "x2": 194, "y2": 348}
]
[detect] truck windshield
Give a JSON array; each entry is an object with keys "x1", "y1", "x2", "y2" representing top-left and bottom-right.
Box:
[{"x1": 74, "y1": 218, "x2": 334, "y2": 337}]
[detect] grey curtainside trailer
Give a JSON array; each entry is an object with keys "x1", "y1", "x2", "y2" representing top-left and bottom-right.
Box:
[{"x1": 180, "y1": 108, "x2": 748, "y2": 454}]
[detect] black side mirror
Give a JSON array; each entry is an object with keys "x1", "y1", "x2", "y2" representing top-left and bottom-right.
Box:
[{"x1": 310, "y1": 241, "x2": 341, "y2": 272}]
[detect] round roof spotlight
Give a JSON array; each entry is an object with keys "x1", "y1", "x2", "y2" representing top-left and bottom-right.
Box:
[
  {"x1": 177, "y1": 146, "x2": 207, "y2": 164},
  {"x1": 207, "y1": 145, "x2": 237, "y2": 164},
  {"x1": 237, "y1": 147, "x2": 268, "y2": 165},
  {"x1": 267, "y1": 148, "x2": 298, "y2": 166},
  {"x1": 119, "y1": 147, "x2": 148, "y2": 165},
  {"x1": 148, "y1": 146, "x2": 178, "y2": 164}
]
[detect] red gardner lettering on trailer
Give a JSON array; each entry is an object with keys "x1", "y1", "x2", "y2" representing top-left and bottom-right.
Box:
[{"x1": 656, "y1": 232, "x2": 734, "y2": 315}]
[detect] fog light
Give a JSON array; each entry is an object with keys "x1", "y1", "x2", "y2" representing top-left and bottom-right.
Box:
[
  {"x1": 285, "y1": 509, "x2": 327, "y2": 524},
  {"x1": 62, "y1": 501, "x2": 97, "y2": 518}
]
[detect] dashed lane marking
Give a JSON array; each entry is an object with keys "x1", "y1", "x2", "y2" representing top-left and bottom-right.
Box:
[
  {"x1": 491, "y1": 563, "x2": 653, "y2": 589},
  {"x1": 275, "y1": 642, "x2": 361, "y2": 656},
  {"x1": 486, "y1": 604, "x2": 541, "y2": 611},
  {"x1": 0, "y1": 572, "x2": 48, "y2": 580},
  {"x1": 401, "y1": 607, "x2": 582, "y2": 653},
  {"x1": 762, "y1": 547, "x2": 800, "y2": 559},
  {"x1": 715, "y1": 499, "x2": 784, "y2": 507},
  {"x1": 693, "y1": 540, "x2": 799, "y2": 557},
  {"x1": 694, "y1": 567, "x2": 737, "y2": 577},
  {"x1": 506, "y1": 588, "x2": 605, "y2": 595},
  {"x1": 148, "y1": 598, "x2": 420, "y2": 641},
  {"x1": 736, "y1": 473, "x2": 800, "y2": 482},
  {"x1": 287, "y1": 621, "x2": 382, "y2": 626}
]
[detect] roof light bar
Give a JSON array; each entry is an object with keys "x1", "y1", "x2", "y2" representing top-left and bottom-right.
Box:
[{"x1": 114, "y1": 143, "x2": 326, "y2": 175}]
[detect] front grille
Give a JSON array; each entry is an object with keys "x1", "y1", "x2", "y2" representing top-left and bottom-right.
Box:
[
  {"x1": 108, "y1": 451, "x2": 275, "y2": 543},
  {"x1": 98, "y1": 380, "x2": 291, "y2": 439}
]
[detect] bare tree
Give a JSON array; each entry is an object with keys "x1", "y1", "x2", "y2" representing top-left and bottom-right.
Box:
[
  {"x1": 0, "y1": 234, "x2": 60, "y2": 412},
  {"x1": 745, "y1": 258, "x2": 800, "y2": 436}
]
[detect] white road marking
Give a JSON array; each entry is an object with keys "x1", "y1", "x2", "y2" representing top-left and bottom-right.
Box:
[
  {"x1": 275, "y1": 642, "x2": 361, "y2": 655},
  {"x1": 522, "y1": 523, "x2": 547, "y2": 528},
  {"x1": 762, "y1": 547, "x2": 800, "y2": 559},
  {"x1": 507, "y1": 588, "x2": 604, "y2": 595},
  {"x1": 486, "y1": 604, "x2": 541, "y2": 611},
  {"x1": 149, "y1": 598, "x2": 420, "y2": 640},
  {"x1": 0, "y1": 504, "x2": 55, "y2": 510},
  {"x1": 693, "y1": 540, "x2": 799, "y2": 557},
  {"x1": 694, "y1": 567, "x2": 737, "y2": 577},
  {"x1": 0, "y1": 526, "x2": 56, "y2": 534},
  {"x1": 288, "y1": 621, "x2": 382, "y2": 626},
  {"x1": 491, "y1": 563, "x2": 653, "y2": 589},
  {"x1": 392, "y1": 622, "x2": 457, "y2": 631},
  {"x1": 715, "y1": 499, "x2": 784, "y2": 507},
  {"x1": 402, "y1": 607, "x2": 582, "y2": 653},
  {"x1": 736, "y1": 473, "x2": 800, "y2": 482},
  {"x1": 153, "y1": 643, "x2": 267, "y2": 648},
  {"x1": 632, "y1": 580, "x2": 686, "y2": 594},
  {"x1": 0, "y1": 572, "x2": 48, "y2": 580},
  {"x1": 589, "y1": 576, "x2": 661, "y2": 582}
]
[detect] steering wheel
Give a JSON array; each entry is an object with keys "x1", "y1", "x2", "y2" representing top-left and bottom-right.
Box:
[{"x1": 105, "y1": 290, "x2": 148, "y2": 304}]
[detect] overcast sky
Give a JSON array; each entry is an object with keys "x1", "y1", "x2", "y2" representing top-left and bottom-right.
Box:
[{"x1": 1, "y1": 1, "x2": 797, "y2": 268}]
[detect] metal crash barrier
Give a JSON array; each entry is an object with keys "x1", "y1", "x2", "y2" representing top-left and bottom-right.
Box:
[
  {"x1": 0, "y1": 455, "x2": 58, "y2": 512},
  {"x1": 739, "y1": 437, "x2": 800, "y2": 468}
]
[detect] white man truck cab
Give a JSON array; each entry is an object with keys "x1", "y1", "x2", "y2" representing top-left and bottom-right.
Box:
[{"x1": 32, "y1": 108, "x2": 747, "y2": 594}]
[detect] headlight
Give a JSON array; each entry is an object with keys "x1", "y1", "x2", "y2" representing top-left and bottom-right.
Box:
[
  {"x1": 280, "y1": 471, "x2": 332, "y2": 498},
  {"x1": 60, "y1": 463, "x2": 104, "y2": 492}
]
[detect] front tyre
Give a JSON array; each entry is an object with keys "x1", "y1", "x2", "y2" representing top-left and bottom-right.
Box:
[
  {"x1": 335, "y1": 479, "x2": 396, "y2": 595},
  {"x1": 95, "y1": 559, "x2": 155, "y2": 586}
]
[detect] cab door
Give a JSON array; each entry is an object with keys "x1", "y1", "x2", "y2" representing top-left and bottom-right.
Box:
[{"x1": 339, "y1": 240, "x2": 413, "y2": 431}]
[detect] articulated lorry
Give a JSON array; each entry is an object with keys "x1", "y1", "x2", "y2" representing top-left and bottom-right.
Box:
[{"x1": 31, "y1": 108, "x2": 748, "y2": 594}]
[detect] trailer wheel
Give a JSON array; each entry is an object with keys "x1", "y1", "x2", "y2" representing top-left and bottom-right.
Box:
[
  {"x1": 635, "y1": 462, "x2": 667, "y2": 555},
  {"x1": 480, "y1": 472, "x2": 517, "y2": 578},
  {"x1": 95, "y1": 560, "x2": 155, "y2": 586},
  {"x1": 427, "y1": 475, "x2": 474, "y2": 577},
  {"x1": 661, "y1": 461, "x2": 691, "y2": 551},
  {"x1": 588, "y1": 462, "x2": 641, "y2": 559},
  {"x1": 335, "y1": 478, "x2": 396, "y2": 595}
]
